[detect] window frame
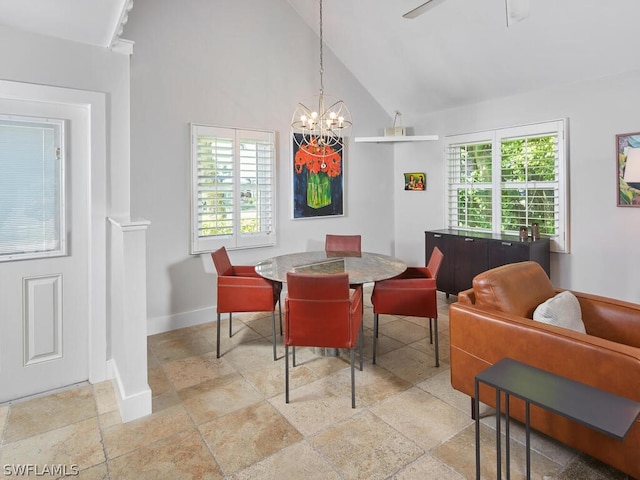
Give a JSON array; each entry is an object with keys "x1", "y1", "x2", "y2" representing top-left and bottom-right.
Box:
[
  {"x1": 190, "y1": 123, "x2": 277, "y2": 253},
  {"x1": 445, "y1": 119, "x2": 568, "y2": 253}
]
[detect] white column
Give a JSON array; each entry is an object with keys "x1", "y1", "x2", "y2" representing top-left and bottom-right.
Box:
[{"x1": 108, "y1": 216, "x2": 152, "y2": 422}]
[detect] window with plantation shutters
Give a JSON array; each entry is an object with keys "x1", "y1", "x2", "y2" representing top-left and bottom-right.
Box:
[
  {"x1": 191, "y1": 124, "x2": 276, "y2": 253},
  {"x1": 446, "y1": 120, "x2": 568, "y2": 253}
]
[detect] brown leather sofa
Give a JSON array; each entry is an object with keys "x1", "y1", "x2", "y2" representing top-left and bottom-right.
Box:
[{"x1": 449, "y1": 261, "x2": 640, "y2": 479}]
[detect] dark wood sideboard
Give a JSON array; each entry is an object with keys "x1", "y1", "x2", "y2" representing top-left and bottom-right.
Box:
[{"x1": 425, "y1": 229, "x2": 550, "y2": 296}]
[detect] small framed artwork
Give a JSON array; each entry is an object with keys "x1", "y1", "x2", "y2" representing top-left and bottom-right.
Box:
[
  {"x1": 404, "y1": 172, "x2": 426, "y2": 191},
  {"x1": 616, "y1": 132, "x2": 640, "y2": 206}
]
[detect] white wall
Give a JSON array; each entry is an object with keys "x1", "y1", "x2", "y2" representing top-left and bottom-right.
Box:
[
  {"x1": 396, "y1": 71, "x2": 640, "y2": 304},
  {"x1": 0, "y1": 25, "x2": 131, "y2": 217},
  {"x1": 124, "y1": 0, "x2": 394, "y2": 333}
]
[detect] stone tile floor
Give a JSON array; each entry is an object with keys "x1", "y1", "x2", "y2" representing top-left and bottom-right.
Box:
[{"x1": 0, "y1": 289, "x2": 628, "y2": 479}]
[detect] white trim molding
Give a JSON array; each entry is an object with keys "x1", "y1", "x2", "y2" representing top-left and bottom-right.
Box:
[
  {"x1": 108, "y1": 216, "x2": 152, "y2": 422},
  {"x1": 110, "y1": 0, "x2": 135, "y2": 53}
]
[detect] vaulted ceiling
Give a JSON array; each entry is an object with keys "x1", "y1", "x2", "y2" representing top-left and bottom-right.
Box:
[
  {"x1": 287, "y1": 0, "x2": 640, "y2": 118},
  {"x1": 2, "y1": 0, "x2": 639, "y2": 119}
]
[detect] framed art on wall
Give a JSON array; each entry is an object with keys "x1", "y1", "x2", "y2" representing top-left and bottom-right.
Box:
[
  {"x1": 404, "y1": 172, "x2": 426, "y2": 191},
  {"x1": 616, "y1": 132, "x2": 640, "y2": 206},
  {"x1": 292, "y1": 133, "x2": 344, "y2": 218}
]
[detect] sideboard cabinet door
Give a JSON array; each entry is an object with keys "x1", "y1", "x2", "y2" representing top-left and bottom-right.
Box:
[
  {"x1": 488, "y1": 238, "x2": 550, "y2": 276},
  {"x1": 453, "y1": 236, "x2": 488, "y2": 294},
  {"x1": 425, "y1": 231, "x2": 455, "y2": 295},
  {"x1": 488, "y1": 240, "x2": 530, "y2": 268}
]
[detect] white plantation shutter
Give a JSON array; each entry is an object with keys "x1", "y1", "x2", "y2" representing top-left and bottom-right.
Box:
[
  {"x1": 446, "y1": 133, "x2": 493, "y2": 231},
  {"x1": 0, "y1": 116, "x2": 65, "y2": 261},
  {"x1": 238, "y1": 130, "x2": 275, "y2": 243},
  {"x1": 446, "y1": 120, "x2": 568, "y2": 253},
  {"x1": 191, "y1": 124, "x2": 276, "y2": 253}
]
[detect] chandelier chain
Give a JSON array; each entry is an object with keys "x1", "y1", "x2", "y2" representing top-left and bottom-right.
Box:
[{"x1": 319, "y1": 0, "x2": 324, "y2": 95}]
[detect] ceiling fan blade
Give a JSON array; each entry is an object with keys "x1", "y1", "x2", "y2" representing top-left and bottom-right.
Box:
[
  {"x1": 505, "y1": 0, "x2": 530, "y2": 26},
  {"x1": 403, "y1": 0, "x2": 448, "y2": 19}
]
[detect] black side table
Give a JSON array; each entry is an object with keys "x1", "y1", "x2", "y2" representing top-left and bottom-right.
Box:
[{"x1": 474, "y1": 358, "x2": 640, "y2": 480}]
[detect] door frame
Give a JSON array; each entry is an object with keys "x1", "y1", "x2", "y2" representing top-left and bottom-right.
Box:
[{"x1": 0, "y1": 79, "x2": 108, "y2": 387}]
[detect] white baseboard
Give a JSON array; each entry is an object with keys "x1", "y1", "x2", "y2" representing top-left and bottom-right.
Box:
[
  {"x1": 109, "y1": 358, "x2": 152, "y2": 423},
  {"x1": 147, "y1": 306, "x2": 216, "y2": 336}
]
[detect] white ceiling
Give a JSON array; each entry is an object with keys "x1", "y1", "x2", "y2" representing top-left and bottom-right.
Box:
[{"x1": 2, "y1": 0, "x2": 639, "y2": 119}]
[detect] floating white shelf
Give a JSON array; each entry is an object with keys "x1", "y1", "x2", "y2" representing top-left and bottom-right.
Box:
[{"x1": 354, "y1": 135, "x2": 439, "y2": 143}]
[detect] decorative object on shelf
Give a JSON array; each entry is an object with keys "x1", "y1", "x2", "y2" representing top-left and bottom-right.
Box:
[
  {"x1": 531, "y1": 222, "x2": 540, "y2": 240},
  {"x1": 290, "y1": 0, "x2": 352, "y2": 158},
  {"x1": 617, "y1": 131, "x2": 640, "y2": 206},
  {"x1": 292, "y1": 133, "x2": 344, "y2": 219},
  {"x1": 385, "y1": 111, "x2": 406, "y2": 137},
  {"x1": 404, "y1": 172, "x2": 426, "y2": 191},
  {"x1": 519, "y1": 226, "x2": 528, "y2": 241}
]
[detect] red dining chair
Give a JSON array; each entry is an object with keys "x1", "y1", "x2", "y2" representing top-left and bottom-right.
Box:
[
  {"x1": 370, "y1": 247, "x2": 444, "y2": 367},
  {"x1": 284, "y1": 272, "x2": 363, "y2": 408},
  {"x1": 325, "y1": 234, "x2": 362, "y2": 254},
  {"x1": 211, "y1": 246, "x2": 282, "y2": 361},
  {"x1": 325, "y1": 234, "x2": 362, "y2": 293}
]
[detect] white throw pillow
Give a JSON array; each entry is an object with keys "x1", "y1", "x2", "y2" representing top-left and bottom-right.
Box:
[{"x1": 533, "y1": 291, "x2": 586, "y2": 334}]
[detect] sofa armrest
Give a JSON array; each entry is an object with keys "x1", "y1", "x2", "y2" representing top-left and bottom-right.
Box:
[
  {"x1": 568, "y1": 289, "x2": 640, "y2": 348},
  {"x1": 457, "y1": 287, "x2": 475, "y2": 305}
]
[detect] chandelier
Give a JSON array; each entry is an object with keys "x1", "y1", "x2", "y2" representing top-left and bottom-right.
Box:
[{"x1": 291, "y1": 0, "x2": 352, "y2": 158}]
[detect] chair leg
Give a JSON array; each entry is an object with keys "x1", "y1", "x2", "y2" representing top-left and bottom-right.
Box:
[
  {"x1": 429, "y1": 318, "x2": 433, "y2": 344},
  {"x1": 216, "y1": 313, "x2": 222, "y2": 358},
  {"x1": 278, "y1": 294, "x2": 283, "y2": 336},
  {"x1": 285, "y1": 344, "x2": 290, "y2": 404},
  {"x1": 373, "y1": 313, "x2": 379, "y2": 364},
  {"x1": 293, "y1": 346, "x2": 296, "y2": 367},
  {"x1": 434, "y1": 317, "x2": 439, "y2": 368},
  {"x1": 229, "y1": 313, "x2": 233, "y2": 338},
  {"x1": 359, "y1": 320, "x2": 363, "y2": 371},
  {"x1": 271, "y1": 311, "x2": 277, "y2": 361},
  {"x1": 350, "y1": 348, "x2": 356, "y2": 409}
]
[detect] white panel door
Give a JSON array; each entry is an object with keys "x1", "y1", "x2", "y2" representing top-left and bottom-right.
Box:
[{"x1": 0, "y1": 98, "x2": 89, "y2": 403}]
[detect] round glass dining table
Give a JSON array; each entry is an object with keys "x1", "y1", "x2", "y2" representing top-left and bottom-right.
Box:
[{"x1": 254, "y1": 251, "x2": 407, "y2": 284}]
